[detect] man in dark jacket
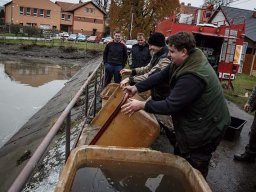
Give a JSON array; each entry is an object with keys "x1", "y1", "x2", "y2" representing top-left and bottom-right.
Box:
[
  {"x1": 121, "y1": 31, "x2": 230, "y2": 178},
  {"x1": 103, "y1": 31, "x2": 128, "y2": 87},
  {"x1": 234, "y1": 85, "x2": 256, "y2": 162},
  {"x1": 130, "y1": 33, "x2": 151, "y2": 69}
]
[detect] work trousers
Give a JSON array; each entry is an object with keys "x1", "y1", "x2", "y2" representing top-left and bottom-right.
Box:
[
  {"x1": 245, "y1": 112, "x2": 256, "y2": 156},
  {"x1": 174, "y1": 141, "x2": 220, "y2": 178},
  {"x1": 104, "y1": 63, "x2": 123, "y2": 87}
]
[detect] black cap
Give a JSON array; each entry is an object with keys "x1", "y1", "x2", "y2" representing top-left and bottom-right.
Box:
[{"x1": 148, "y1": 32, "x2": 165, "y2": 47}]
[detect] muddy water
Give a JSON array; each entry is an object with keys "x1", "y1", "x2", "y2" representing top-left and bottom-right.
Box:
[
  {"x1": 0, "y1": 59, "x2": 80, "y2": 147},
  {"x1": 72, "y1": 160, "x2": 191, "y2": 192}
]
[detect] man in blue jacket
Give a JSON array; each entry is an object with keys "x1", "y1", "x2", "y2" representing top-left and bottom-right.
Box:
[
  {"x1": 121, "y1": 31, "x2": 230, "y2": 178},
  {"x1": 103, "y1": 31, "x2": 128, "y2": 87}
]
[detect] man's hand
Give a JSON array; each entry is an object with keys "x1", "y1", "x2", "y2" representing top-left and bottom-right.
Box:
[
  {"x1": 244, "y1": 103, "x2": 251, "y2": 113},
  {"x1": 120, "y1": 77, "x2": 129, "y2": 88},
  {"x1": 120, "y1": 69, "x2": 132, "y2": 75},
  {"x1": 122, "y1": 85, "x2": 138, "y2": 101},
  {"x1": 121, "y1": 98, "x2": 146, "y2": 117}
]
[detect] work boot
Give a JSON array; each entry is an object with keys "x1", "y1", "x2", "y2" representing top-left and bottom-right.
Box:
[{"x1": 234, "y1": 152, "x2": 255, "y2": 162}]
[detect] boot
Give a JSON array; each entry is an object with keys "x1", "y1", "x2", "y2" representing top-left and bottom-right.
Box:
[{"x1": 234, "y1": 152, "x2": 255, "y2": 162}]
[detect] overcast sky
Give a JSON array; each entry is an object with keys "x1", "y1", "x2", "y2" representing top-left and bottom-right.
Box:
[{"x1": 0, "y1": 0, "x2": 255, "y2": 10}]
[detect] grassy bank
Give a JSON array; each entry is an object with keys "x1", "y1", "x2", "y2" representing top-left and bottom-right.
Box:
[
  {"x1": 0, "y1": 38, "x2": 105, "y2": 52},
  {"x1": 223, "y1": 73, "x2": 256, "y2": 109}
]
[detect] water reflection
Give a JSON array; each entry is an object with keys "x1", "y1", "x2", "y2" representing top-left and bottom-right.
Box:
[{"x1": 0, "y1": 59, "x2": 80, "y2": 148}]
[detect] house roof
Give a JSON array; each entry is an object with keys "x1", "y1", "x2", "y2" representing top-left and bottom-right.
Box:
[
  {"x1": 179, "y1": 4, "x2": 198, "y2": 15},
  {"x1": 212, "y1": 6, "x2": 256, "y2": 42},
  {"x1": 56, "y1": 1, "x2": 106, "y2": 15}
]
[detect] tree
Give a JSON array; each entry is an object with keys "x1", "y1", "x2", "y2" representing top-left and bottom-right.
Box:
[{"x1": 109, "y1": 0, "x2": 179, "y2": 39}]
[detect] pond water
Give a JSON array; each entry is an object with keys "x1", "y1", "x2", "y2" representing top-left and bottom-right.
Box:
[
  {"x1": 0, "y1": 58, "x2": 80, "y2": 148},
  {"x1": 72, "y1": 160, "x2": 191, "y2": 192}
]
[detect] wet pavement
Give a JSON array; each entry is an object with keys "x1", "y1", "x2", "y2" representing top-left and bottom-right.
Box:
[
  {"x1": 208, "y1": 101, "x2": 256, "y2": 192},
  {"x1": 153, "y1": 101, "x2": 256, "y2": 192}
]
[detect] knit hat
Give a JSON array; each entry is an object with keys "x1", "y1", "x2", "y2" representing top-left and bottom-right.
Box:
[{"x1": 148, "y1": 32, "x2": 166, "y2": 47}]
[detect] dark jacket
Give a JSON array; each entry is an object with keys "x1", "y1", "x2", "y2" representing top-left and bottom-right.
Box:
[
  {"x1": 136, "y1": 48, "x2": 231, "y2": 152},
  {"x1": 131, "y1": 43, "x2": 151, "y2": 68},
  {"x1": 103, "y1": 41, "x2": 128, "y2": 66},
  {"x1": 248, "y1": 86, "x2": 256, "y2": 112}
]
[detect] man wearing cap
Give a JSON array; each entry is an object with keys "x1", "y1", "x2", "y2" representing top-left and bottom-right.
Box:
[
  {"x1": 120, "y1": 32, "x2": 173, "y2": 101},
  {"x1": 120, "y1": 32, "x2": 175, "y2": 143}
]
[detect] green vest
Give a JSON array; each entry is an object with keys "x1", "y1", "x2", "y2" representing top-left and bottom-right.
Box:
[{"x1": 169, "y1": 48, "x2": 230, "y2": 152}]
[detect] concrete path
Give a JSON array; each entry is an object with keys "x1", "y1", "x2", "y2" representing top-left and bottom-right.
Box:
[{"x1": 208, "y1": 101, "x2": 256, "y2": 192}]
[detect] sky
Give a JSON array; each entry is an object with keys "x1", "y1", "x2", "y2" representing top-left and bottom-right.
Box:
[{"x1": 0, "y1": 0, "x2": 255, "y2": 10}]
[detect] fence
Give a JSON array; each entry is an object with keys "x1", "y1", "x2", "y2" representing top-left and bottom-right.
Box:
[{"x1": 8, "y1": 62, "x2": 105, "y2": 192}]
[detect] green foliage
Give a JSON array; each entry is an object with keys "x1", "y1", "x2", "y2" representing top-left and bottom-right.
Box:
[
  {"x1": 10, "y1": 24, "x2": 20, "y2": 36},
  {"x1": 109, "y1": 0, "x2": 179, "y2": 39},
  {"x1": 23, "y1": 26, "x2": 42, "y2": 37}
]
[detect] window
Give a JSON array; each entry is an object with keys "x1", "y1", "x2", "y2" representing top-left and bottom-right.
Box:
[
  {"x1": 46, "y1": 10, "x2": 51, "y2": 17},
  {"x1": 20, "y1": 7, "x2": 24, "y2": 15},
  {"x1": 40, "y1": 9, "x2": 44, "y2": 17},
  {"x1": 94, "y1": 19, "x2": 96, "y2": 23},
  {"x1": 85, "y1": 7, "x2": 94, "y2": 13},
  {"x1": 33, "y1": 8, "x2": 37, "y2": 16},
  {"x1": 26, "y1": 7, "x2": 31, "y2": 16},
  {"x1": 61, "y1": 14, "x2": 65, "y2": 20},
  {"x1": 67, "y1": 15, "x2": 71, "y2": 21}
]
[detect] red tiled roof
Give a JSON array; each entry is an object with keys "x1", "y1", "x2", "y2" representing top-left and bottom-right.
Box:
[{"x1": 55, "y1": 1, "x2": 75, "y2": 11}]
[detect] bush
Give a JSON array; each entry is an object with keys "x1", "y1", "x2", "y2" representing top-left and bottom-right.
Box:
[{"x1": 10, "y1": 24, "x2": 20, "y2": 36}]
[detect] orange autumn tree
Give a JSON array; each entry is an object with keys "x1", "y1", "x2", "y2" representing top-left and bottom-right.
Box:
[{"x1": 109, "y1": 0, "x2": 179, "y2": 39}]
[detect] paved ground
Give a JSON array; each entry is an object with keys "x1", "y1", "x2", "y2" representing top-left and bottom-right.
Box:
[
  {"x1": 152, "y1": 100, "x2": 256, "y2": 192},
  {"x1": 208, "y1": 101, "x2": 256, "y2": 192}
]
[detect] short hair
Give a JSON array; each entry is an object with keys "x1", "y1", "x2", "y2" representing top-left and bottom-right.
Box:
[
  {"x1": 167, "y1": 32, "x2": 196, "y2": 53},
  {"x1": 137, "y1": 33, "x2": 145, "y2": 38},
  {"x1": 114, "y1": 30, "x2": 121, "y2": 35}
]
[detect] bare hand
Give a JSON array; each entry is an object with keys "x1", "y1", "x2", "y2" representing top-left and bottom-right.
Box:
[
  {"x1": 122, "y1": 85, "x2": 138, "y2": 100},
  {"x1": 244, "y1": 103, "x2": 250, "y2": 113},
  {"x1": 120, "y1": 77, "x2": 129, "y2": 88},
  {"x1": 120, "y1": 69, "x2": 132, "y2": 75},
  {"x1": 121, "y1": 98, "x2": 146, "y2": 116}
]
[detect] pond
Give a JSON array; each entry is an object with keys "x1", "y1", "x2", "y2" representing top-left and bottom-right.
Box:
[{"x1": 0, "y1": 58, "x2": 80, "y2": 148}]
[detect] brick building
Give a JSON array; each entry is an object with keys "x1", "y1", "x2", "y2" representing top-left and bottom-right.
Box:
[{"x1": 4, "y1": 0, "x2": 106, "y2": 36}]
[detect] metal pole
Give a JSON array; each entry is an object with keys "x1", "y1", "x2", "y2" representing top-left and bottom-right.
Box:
[
  {"x1": 65, "y1": 112, "x2": 71, "y2": 161},
  {"x1": 94, "y1": 75, "x2": 97, "y2": 117}
]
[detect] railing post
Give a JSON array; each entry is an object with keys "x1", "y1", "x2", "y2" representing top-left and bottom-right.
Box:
[
  {"x1": 65, "y1": 111, "x2": 71, "y2": 161},
  {"x1": 84, "y1": 85, "x2": 88, "y2": 117},
  {"x1": 93, "y1": 74, "x2": 97, "y2": 117}
]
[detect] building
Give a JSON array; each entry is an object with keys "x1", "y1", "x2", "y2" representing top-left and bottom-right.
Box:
[
  {"x1": 209, "y1": 6, "x2": 256, "y2": 76},
  {"x1": 56, "y1": 1, "x2": 106, "y2": 36},
  {"x1": 4, "y1": 0, "x2": 61, "y2": 30},
  {"x1": 4, "y1": 0, "x2": 106, "y2": 36}
]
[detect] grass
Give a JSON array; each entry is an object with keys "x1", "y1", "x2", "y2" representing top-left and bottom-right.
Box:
[
  {"x1": 0, "y1": 38, "x2": 105, "y2": 51},
  {"x1": 223, "y1": 73, "x2": 256, "y2": 109}
]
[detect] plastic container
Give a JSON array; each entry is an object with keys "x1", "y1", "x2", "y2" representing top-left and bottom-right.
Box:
[
  {"x1": 77, "y1": 85, "x2": 160, "y2": 147},
  {"x1": 55, "y1": 146, "x2": 212, "y2": 192},
  {"x1": 100, "y1": 83, "x2": 119, "y2": 107},
  {"x1": 224, "y1": 116, "x2": 247, "y2": 141}
]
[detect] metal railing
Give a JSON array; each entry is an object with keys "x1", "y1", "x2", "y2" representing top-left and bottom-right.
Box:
[{"x1": 8, "y1": 62, "x2": 105, "y2": 192}]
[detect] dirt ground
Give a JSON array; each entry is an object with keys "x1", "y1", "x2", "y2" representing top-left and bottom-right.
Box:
[{"x1": 0, "y1": 44, "x2": 98, "y2": 66}]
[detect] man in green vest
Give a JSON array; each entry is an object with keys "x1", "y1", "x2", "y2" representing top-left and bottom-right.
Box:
[{"x1": 121, "y1": 31, "x2": 231, "y2": 178}]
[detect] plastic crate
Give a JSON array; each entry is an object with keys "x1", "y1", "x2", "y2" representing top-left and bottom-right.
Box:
[{"x1": 224, "y1": 116, "x2": 247, "y2": 141}]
